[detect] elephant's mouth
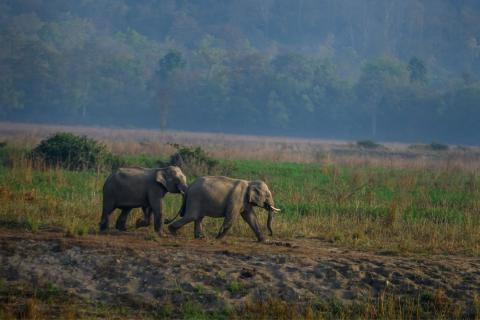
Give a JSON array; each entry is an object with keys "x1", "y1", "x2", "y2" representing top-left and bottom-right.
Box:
[{"x1": 178, "y1": 185, "x2": 188, "y2": 194}]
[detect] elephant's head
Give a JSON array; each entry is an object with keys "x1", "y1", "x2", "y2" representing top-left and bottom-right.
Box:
[
  {"x1": 247, "y1": 181, "x2": 281, "y2": 236},
  {"x1": 156, "y1": 166, "x2": 188, "y2": 194}
]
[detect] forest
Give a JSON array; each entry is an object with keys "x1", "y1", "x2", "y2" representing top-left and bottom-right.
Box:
[{"x1": 1, "y1": 0, "x2": 480, "y2": 144}]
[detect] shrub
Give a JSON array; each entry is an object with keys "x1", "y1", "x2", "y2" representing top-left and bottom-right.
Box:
[
  {"x1": 105, "y1": 153, "x2": 128, "y2": 171},
  {"x1": 168, "y1": 143, "x2": 219, "y2": 176},
  {"x1": 33, "y1": 132, "x2": 109, "y2": 170},
  {"x1": 356, "y1": 140, "x2": 382, "y2": 149},
  {"x1": 0, "y1": 143, "x2": 17, "y2": 167},
  {"x1": 429, "y1": 142, "x2": 449, "y2": 151},
  {"x1": 408, "y1": 144, "x2": 426, "y2": 150}
]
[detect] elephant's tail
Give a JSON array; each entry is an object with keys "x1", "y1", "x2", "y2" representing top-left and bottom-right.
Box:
[{"x1": 164, "y1": 194, "x2": 187, "y2": 224}]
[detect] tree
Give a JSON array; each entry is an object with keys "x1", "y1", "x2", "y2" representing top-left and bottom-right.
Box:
[
  {"x1": 356, "y1": 57, "x2": 408, "y2": 138},
  {"x1": 408, "y1": 57, "x2": 427, "y2": 84},
  {"x1": 151, "y1": 50, "x2": 186, "y2": 131}
]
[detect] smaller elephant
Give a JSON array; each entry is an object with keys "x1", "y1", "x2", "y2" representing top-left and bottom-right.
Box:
[
  {"x1": 99, "y1": 166, "x2": 187, "y2": 234},
  {"x1": 168, "y1": 176, "x2": 280, "y2": 241}
]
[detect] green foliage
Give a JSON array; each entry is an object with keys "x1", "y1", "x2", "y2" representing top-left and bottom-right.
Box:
[
  {"x1": 35, "y1": 283, "x2": 61, "y2": 304},
  {"x1": 181, "y1": 300, "x2": 230, "y2": 320},
  {"x1": 25, "y1": 215, "x2": 40, "y2": 233},
  {"x1": 408, "y1": 57, "x2": 427, "y2": 84},
  {"x1": 168, "y1": 143, "x2": 219, "y2": 176},
  {"x1": 227, "y1": 281, "x2": 243, "y2": 295},
  {"x1": 156, "y1": 50, "x2": 186, "y2": 80},
  {"x1": 1, "y1": 1, "x2": 480, "y2": 143},
  {"x1": 32, "y1": 133, "x2": 109, "y2": 170},
  {"x1": 356, "y1": 140, "x2": 382, "y2": 149},
  {"x1": 0, "y1": 144, "x2": 18, "y2": 167},
  {"x1": 429, "y1": 142, "x2": 449, "y2": 151}
]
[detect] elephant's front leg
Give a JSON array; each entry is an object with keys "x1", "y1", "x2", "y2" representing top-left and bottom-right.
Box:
[
  {"x1": 194, "y1": 217, "x2": 204, "y2": 239},
  {"x1": 241, "y1": 210, "x2": 264, "y2": 242},
  {"x1": 151, "y1": 200, "x2": 164, "y2": 236},
  {"x1": 115, "y1": 208, "x2": 131, "y2": 231},
  {"x1": 168, "y1": 215, "x2": 195, "y2": 235}
]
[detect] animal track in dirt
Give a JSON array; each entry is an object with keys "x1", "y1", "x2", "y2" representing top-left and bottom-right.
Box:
[{"x1": 0, "y1": 228, "x2": 479, "y2": 311}]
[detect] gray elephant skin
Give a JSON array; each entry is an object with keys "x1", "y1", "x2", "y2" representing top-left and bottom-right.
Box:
[
  {"x1": 99, "y1": 166, "x2": 187, "y2": 234},
  {"x1": 168, "y1": 176, "x2": 281, "y2": 241}
]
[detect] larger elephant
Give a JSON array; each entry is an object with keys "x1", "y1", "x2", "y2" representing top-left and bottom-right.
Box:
[
  {"x1": 167, "y1": 176, "x2": 280, "y2": 241},
  {"x1": 99, "y1": 166, "x2": 187, "y2": 234}
]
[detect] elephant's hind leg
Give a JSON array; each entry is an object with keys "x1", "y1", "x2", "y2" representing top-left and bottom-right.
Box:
[
  {"x1": 115, "y1": 208, "x2": 131, "y2": 231},
  {"x1": 136, "y1": 207, "x2": 152, "y2": 228},
  {"x1": 216, "y1": 215, "x2": 234, "y2": 239},
  {"x1": 194, "y1": 217, "x2": 204, "y2": 239},
  {"x1": 99, "y1": 201, "x2": 115, "y2": 231}
]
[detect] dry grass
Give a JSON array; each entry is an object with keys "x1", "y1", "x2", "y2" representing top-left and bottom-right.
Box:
[
  {"x1": 237, "y1": 289, "x2": 472, "y2": 320},
  {"x1": 2, "y1": 121, "x2": 480, "y2": 170}
]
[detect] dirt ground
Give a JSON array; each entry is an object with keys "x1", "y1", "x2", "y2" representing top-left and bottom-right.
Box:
[{"x1": 1, "y1": 228, "x2": 479, "y2": 316}]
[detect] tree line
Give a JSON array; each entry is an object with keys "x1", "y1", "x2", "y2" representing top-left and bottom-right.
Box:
[{"x1": 1, "y1": 0, "x2": 480, "y2": 144}]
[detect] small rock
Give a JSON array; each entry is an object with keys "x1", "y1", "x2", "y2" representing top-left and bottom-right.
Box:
[
  {"x1": 239, "y1": 268, "x2": 256, "y2": 279},
  {"x1": 180, "y1": 282, "x2": 194, "y2": 292},
  {"x1": 313, "y1": 267, "x2": 324, "y2": 278},
  {"x1": 351, "y1": 265, "x2": 360, "y2": 272}
]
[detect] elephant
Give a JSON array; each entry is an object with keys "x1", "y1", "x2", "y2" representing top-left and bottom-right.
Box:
[
  {"x1": 99, "y1": 166, "x2": 188, "y2": 234},
  {"x1": 167, "y1": 176, "x2": 281, "y2": 242},
  {"x1": 135, "y1": 207, "x2": 153, "y2": 228}
]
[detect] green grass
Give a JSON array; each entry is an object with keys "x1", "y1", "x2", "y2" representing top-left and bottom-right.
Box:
[
  {"x1": 0, "y1": 150, "x2": 479, "y2": 255},
  {"x1": 227, "y1": 281, "x2": 243, "y2": 295}
]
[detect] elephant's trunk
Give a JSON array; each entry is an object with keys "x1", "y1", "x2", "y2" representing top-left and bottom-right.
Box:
[
  {"x1": 165, "y1": 193, "x2": 187, "y2": 224},
  {"x1": 164, "y1": 213, "x2": 179, "y2": 224},
  {"x1": 267, "y1": 209, "x2": 273, "y2": 236}
]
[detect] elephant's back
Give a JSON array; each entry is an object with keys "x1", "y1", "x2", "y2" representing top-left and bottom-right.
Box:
[
  {"x1": 188, "y1": 176, "x2": 248, "y2": 211},
  {"x1": 104, "y1": 167, "x2": 152, "y2": 193},
  {"x1": 193, "y1": 176, "x2": 246, "y2": 187},
  {"x1": 116, "y1": 167, "x2": 151, "y2": 177}
]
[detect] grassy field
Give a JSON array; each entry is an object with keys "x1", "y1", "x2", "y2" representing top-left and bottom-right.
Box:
[
  {"x1": 1, "y1": 134, "x2": 479, "y2": 256},
  {"x1": 1, "y1": 123, "x2": 480, "y2": 319}
]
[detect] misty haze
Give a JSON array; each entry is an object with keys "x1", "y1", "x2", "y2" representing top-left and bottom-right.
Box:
[
  {"x1": 1, "y1": 0, "x2": 480, "y2": 144},
  {"x1": 1, "y1": 1, "x2": 480, "y2": 319}
]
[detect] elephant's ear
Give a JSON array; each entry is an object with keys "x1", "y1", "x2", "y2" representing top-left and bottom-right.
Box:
[
  {"x1": 155, "y1": 170, "x2": 167, "y2": 189},
  {"x1": 248, "y1": 183, "x2": 265, "y2": 206}
]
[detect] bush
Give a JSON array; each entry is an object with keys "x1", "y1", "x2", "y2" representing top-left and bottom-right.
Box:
[
  {"x1": 168, "y1": 143, "x2": 219, "y2": 176},
  {"x1": 429, "y1": 142, "x2": 449, "y2": 151},
  {"x1": 0, "y1": 142, "x2": 13, "y2": 166},
  {"x1": 33, "y1": 132, "x2": 109, "y2": 170},
  {"x1": 356, "y1": 140, "x2": 382, "y2": 149},
  {"x1": 409, "y1": 142, "x2": 449, "y2": 151}
]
